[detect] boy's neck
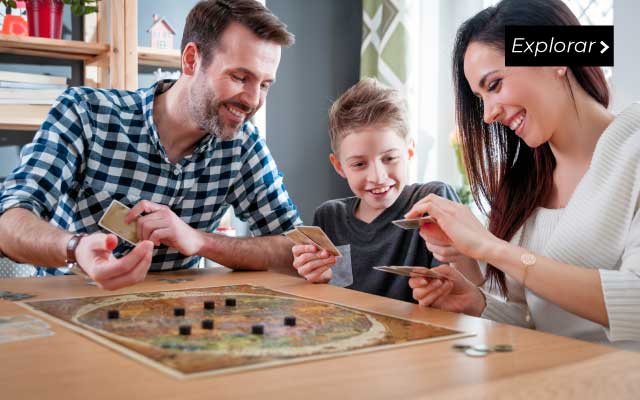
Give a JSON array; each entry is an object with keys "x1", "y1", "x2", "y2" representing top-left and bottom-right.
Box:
[{"x1": 354, "y1": 203, "x2": 385, "y2": 224}]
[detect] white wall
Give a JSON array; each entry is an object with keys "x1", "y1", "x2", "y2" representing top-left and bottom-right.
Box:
[{"x1": 611, "y1": 0, "x2": 640, "y2": 111}]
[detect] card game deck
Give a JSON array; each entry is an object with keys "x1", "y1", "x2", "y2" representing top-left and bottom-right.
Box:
[
  {"x1": 98, "y1": 200, "x2": 139, "y2": 244},
  {"x1": 284, "y1": 226, "x2": 341, "y2": 257},
  {"x1": 373, "y1": 266, "x2": 448, "y2": 280},
  {"x1": 391, "y1": 216, "x2": 435, "y2": 230}
]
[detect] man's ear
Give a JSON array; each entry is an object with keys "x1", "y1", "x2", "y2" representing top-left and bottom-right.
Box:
[
  {"x1": 407, "y1": 138, "x2": 415, "y2": 160},
  {"x1": 182, "y1": 42, "x2": 200, "y2": 77},
  {"x1": 329, "y1": 153, "x2": 346, "y2": 178}
]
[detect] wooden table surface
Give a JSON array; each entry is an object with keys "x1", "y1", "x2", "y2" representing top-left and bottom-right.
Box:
[{"x1": 1, "y1": 269, "x2": 639, "y2": 400}]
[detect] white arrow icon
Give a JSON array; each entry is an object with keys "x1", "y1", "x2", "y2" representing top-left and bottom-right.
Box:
[{"x1": 600, "y1": 41, "x2": 609, "y2": 54}]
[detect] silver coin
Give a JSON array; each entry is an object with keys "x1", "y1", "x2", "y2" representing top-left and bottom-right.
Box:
[
  {"x1": 471, "y1": 344, "x2": 492, "y2": 352},
  {"x1": 464, "y1": 348, "x2": 490, "y2": 357}
]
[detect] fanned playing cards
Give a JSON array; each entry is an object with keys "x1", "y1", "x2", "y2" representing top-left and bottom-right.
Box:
[
  {"x1": 373, "y1": 266, "x2": 448, "y2": 280},
  {"x1": 284, "y1": 226, "x2": 341, "y2": 257},
  {"x1": 391, "y1": 216, "x2": 435, "y2": 230}
]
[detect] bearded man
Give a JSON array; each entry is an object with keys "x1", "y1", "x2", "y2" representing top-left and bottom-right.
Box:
[{"x1": 0, "y1": 0, "x2": 301, "y2": 290}]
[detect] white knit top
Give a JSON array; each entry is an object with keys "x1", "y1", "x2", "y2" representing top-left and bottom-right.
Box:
[{"x1": 481, "y1": 103, "x2": 640, "y2": 352}]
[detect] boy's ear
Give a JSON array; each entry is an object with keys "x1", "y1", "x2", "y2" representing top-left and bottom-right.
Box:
[
  {"x1": 329, "y1": 153, "x2": 346, "y2": 178},
  {"x1": 407, "y1": 138, "x2": 416, "y2": 160}
]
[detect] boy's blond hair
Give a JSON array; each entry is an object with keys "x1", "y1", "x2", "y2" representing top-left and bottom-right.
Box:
[{"x1": 328, "y1": 78, "x2": 409, "y2": 154}]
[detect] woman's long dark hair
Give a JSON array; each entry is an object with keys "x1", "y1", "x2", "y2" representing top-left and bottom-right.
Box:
[{"x1": 452, "y1": 0, "x2": 609, "y2": 297}]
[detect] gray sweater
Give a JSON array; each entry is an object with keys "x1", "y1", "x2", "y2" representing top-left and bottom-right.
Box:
[{"x1": 313, "y1": 182, "x2": 458, "y2": 303}]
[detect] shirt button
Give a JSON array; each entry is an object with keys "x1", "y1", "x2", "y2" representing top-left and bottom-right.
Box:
[{"x1": 173, "y1": 168, "x2": 181, "y2": 176}]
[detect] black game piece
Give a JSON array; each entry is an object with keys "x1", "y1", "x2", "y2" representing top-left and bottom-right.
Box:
[
  {"x1": 107, "y1": 310, "x2": 119, "y2": 319},
  {"x1": 174, "y1": 307, "x2": 185, "y2": 316},
  {"x1": 179, "y1": 325, "x2": 191, "y2": 335},
  {"x1": 204, "y1": 300, "x2": 215, "y2": 310},
  {"x1": 251, "y1": 324, "x2": 264, "y2": 335},
  {"x1": 284, "y1": 316, "x2": 296, "y2": 326},
  {"x1": 225, "y1": 298, "x2": 236, "y2": 307},
  {"x1": 202, "y1": 319, "x2": 214, "y2": 330}
]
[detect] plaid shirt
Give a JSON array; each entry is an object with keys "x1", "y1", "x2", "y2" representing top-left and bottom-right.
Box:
[{"x1": 0, "y1": 80, "x2": 301, "y2": 275}]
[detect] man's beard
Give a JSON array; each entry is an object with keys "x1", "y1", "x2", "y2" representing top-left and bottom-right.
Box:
[{"x1": 187, "y1": 83, "x2": 253, "y2": 140}]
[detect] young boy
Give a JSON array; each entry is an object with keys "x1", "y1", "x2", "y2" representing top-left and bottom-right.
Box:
[{"x1": 292, "y1": 78, "x2": 480, "y2": 303}]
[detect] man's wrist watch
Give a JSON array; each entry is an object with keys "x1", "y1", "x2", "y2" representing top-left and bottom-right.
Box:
[{"x1": 66, "y1": 233, "x2": 89, "y2": 278}]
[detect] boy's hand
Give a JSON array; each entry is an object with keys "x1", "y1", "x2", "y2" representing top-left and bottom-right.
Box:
[{"x1": 292, "y1": 244, "x2": 336, "y2": 283}]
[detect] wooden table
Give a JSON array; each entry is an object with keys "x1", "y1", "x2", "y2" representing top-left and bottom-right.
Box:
[{"x1": 1, "y1": 269, "x2": 639, "y2": 399}]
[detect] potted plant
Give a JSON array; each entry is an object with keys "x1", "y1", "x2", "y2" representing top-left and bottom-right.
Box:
[{"x1": 1, "y1": 0, "x2": 98, "y2": 39}]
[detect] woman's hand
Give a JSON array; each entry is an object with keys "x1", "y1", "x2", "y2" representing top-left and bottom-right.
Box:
[
  {"x1": 409, "y1": 264, "x2": 486, "y2": 316},
  {"x1": 406, "y1": 194, "x2": 502, "y2": 261}
]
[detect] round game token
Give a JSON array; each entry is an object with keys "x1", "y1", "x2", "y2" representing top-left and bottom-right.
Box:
[
  {"x1": 179, "y1": 325, "x2": 191, "y2": 335},
  {"x1": 225, "y1": 298, "x2": 236, "y2": 307},
  {"x1": 251, "y1": 324, "x2": 264, "y2": 335},
  {"x1": 493, "y1": 344, "x2": 514, "y2": 352},
  {"x1": 174, "y1": 307, "x2": 185, "y2": 316},
  {"x1": 284, "y1": 316, "x2": 296, "y2": 326},
  {"x1": 202, "y1": 319, "x2": 214, "y2": 330},
  {"x1": 107, "y1": 309, "x2": 119, "y2": 319},
  {"x1": 471, "y1": 344, "x2": 492, "y2": 352},
  {"x1": 464, "y1": 348, "x2": 490, "y2": 357},
  {"x1": 204, "y1": 300, "x2": 215, "y2": 310}
]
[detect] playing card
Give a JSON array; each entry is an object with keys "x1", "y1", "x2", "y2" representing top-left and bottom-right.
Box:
[
  {"x1": 291, "y1": 226, "x2": 342, "y2": 257},
  {"x1": 391, "y1": 216, "x2": 435, "y2": 230},
  {"x1": 98, "y1": 199, "x2": 139, "y2": 244},
  {"x1": 284, "y1": 228, "x2": 317, "y2": 247},
  {"x1": 373, "y1": 266, "x2": 447, "y2": 279}
]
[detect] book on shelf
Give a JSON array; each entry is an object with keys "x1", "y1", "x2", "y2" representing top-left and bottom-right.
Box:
[
  {"x1": 0, "y1": 70, "x2": 67, "y2": 86},
  {"x1": 0, "y1": 88, "x2": 64, "y2": 104},
  {"x1": 0, "y1": 80, "x2": 67, "y2": 90}
]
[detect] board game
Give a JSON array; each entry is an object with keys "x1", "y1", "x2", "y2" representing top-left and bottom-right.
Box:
[{"x1": 21, "y1": 285, "x2": 471, "y2": 379}]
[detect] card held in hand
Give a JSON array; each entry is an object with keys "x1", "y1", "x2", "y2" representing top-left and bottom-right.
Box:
[
  {"x1": 391, "y1": 216, "x2": 435, "y2": 230},
  {"x1": 98, "y1": 199, "x2": 139, "y2": 245},
  {"x1": 283, "y1": 225, "x2": 342, "y2": 257},
  {"x1": 373, "y1": 266, "x2": 448, "y2": 279}
]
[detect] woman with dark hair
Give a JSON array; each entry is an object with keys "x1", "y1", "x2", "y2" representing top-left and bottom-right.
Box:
[{"x1": 407, "y1": 0, "x2": 640, "y2": 350}]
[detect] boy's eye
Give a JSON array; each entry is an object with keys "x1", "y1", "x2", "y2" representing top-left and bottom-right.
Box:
[
  {"x1": 383, "y1": 156, "x2": 398, "y2": 162},
  {"x1": 261, "y1": 82, "x2": 272, "y2": 90},
  {"x1": 351, "y1": 162, "x2": 365, "y2": 168},
  {"x1": 232, "y1": 74, "x2": 246, "y2": 83}
]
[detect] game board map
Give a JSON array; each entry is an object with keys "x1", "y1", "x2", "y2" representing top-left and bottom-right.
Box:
[{"x1": 19, "y1": 285, "x2": 473, "y2": 379}]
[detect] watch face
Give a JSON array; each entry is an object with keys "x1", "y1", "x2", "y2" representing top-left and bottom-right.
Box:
[{"x1": 520, "y1": 253, "x2": 536, "y2": 266}]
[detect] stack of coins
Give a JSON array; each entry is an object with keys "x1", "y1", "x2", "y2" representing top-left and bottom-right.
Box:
[{"x1": 452, "y1": 343, "x2": 514, "y2": 357}]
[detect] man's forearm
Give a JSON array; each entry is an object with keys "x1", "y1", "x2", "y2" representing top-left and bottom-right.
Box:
[
  {"x1": 0, "y1": 208, "x2": 71, "y2": 266},
  {"x1": 198, "y1": 232, "x2": 296, "y2": 275}
]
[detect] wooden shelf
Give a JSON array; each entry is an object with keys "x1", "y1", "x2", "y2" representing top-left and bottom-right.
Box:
[
  {"x1": 138, "y1": 46, "x2": 181, "y2": 69},
  {"x1": 0, "y1": 34, "x2": 109, "y2": 62}
]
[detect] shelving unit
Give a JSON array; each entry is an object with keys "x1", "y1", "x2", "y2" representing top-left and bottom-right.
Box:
[{"x1": 0, "y1": 0, "x2": 182, "y2": 132}]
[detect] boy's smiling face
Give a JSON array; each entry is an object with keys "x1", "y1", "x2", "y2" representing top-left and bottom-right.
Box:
[{"x1": 330, "y1": 125, "x2": 414, "y2": 223}]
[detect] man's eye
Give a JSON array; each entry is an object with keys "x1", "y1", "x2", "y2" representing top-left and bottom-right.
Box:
[{"x1": 232, "y1": 75, "x2": 246, "y2": 83}]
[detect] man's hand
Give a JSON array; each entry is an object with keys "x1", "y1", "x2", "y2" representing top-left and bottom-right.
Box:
[
  {"x1": 75, "y1": 233, "x2": 154, "y2": 291},
  {"x1": 292, "y1": 244, "x2": 335, "y2": 283},
  {"x1": 126, "y1": 200, "x2": 204, "y2": 256}
]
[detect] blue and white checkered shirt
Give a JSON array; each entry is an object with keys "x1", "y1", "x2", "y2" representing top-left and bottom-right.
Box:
[{"x1": 0, "y1": 80, "x2": 301, "y2": 275}]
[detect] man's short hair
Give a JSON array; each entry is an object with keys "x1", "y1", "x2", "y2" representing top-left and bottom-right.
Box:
[
  {"x1": 328, "y1": 78, "x2": 409, "y2": 154},
  {"x1": 181, "y1": 0, "x2": 295, "y2": 66}
]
